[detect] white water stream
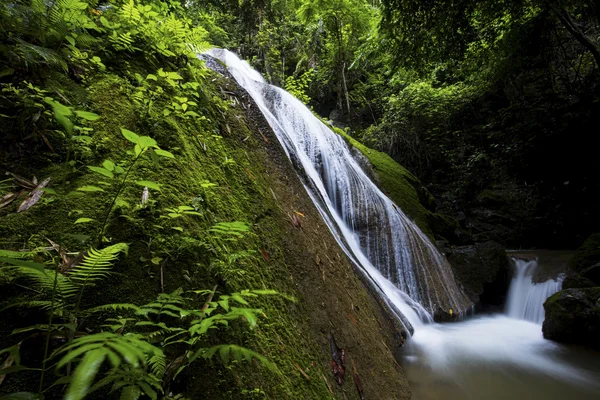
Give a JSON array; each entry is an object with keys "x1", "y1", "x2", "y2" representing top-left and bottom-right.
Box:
[
  {"x1": 208, "y1": 50, "x2": 600, "y2": 399},
  {"x1": 208, "y1": 49, "x2": 471, "y2": 329},
  {"x1": 506, "y1": 258, "x2": 564, "y2": 324},
  {"x1": 404, "y1": 258, "x2": 598, "y2": 399}
]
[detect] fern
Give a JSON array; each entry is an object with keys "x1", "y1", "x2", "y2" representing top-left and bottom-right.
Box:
[
  {"x1": 68, "y1": 243, "x2": 128, "y2": 287},
  {"x1": 188, "y1": 344, "x2": 275, "y2": 371},
  {"x1": 53, "y1": 332, "x2": 164, "y2": 400},
  {"x1": 13, "y1": 39, "x2": 68, "y2": 71}
]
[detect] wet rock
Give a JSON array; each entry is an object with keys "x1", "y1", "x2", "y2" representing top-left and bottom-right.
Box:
[
  {"x1": 569, "y1": 233, "x2": 600, "y2": 276},
  {"x1": 447, "y1": 241, "x2": 511, "y2": 308},
  {"x1": 581, "y1": 262, "x2": 600, "y2": 286},
  {"x1": 562, "y1": 275, "x2": 596, "y2": 290},
  {"x1": 542, "y1": 287, "x2": 600, "y2": 349}
]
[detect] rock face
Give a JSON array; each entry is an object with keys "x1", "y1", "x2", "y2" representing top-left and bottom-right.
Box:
[
  {"x1": 446, "y1": 241, "x2": 512, "y2": 308},
  {"x1": 568, "y1": 233, "x2": 600, "y2": 284},
  {"x1": 542, "y1": 233, "x2": 600, "y2": 348},
  {"x1": 542, "y1": 288, "x2": 600, "y2": 349}
]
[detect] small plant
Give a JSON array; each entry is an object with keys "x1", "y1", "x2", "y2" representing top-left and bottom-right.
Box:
[{"x1": 76, "y1": 128, "x2": 174, "y2": 244}]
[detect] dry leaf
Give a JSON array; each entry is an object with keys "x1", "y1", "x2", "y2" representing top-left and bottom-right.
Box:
[
  {"x1": 261, "y1": 248, "x2": 270, "y2": 262},
  {"x1": 0, "y1": 192, "x2": 18, "y2": 209},
  {"x1": 9, "y1": 172, "x2": 37, "y2": 190},
  {"x1": 17, "y1": 177, "x2": 51, "y2": 213}
]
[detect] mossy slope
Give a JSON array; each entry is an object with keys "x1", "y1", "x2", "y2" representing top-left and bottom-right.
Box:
[{"x1": 0, "y1": 58, "x2": 410, "y2": 398}]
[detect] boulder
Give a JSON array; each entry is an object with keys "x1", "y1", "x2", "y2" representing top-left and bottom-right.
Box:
[
  {"x1": 447, "y1": 241, "x2": 511, "y2": 308},
  {"x1": 568, "y1": 233, "x2": 600, "y2": 276},
  {"x1": 542, "y1": 288, "x2": 600, "y2": 349}
]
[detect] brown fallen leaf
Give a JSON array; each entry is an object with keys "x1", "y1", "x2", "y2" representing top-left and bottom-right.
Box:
[
  {"x1": 0, "y1": 192, "x2": 18, "y2": 209},
  {"x1": 351, "y1": 360, "x2": 365, "y2": 400},
  {"x1": 9, "y1": 172, "x2": 37, "y2": 190},
  {"x1": 17, "y1": 177, "x2": 51, "y2": 213},
  {"x1": 261, "y1": 248, "x2": 270, "y2": 262},
  {"x1": 290, "y1": 213, "x2": 301, "y2": 228}
]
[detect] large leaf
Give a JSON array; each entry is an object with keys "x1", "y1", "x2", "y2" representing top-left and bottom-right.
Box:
[
  {"x1": 120, "y1": 128, "x2": 139, "y2": 144},
  {"x1": 64, "y1": 349, "x2": 106, "y2": 400},
  {"x1": 153, "y1": 149, "x2": 174, "y2": 159},
  {"x1": 135, "y1": 181, "x2": 161, "y2": 191},
  {"x1": 0, "y1": 257, "x2": 46, "y2": 273},
  {"x1": 88, "y1": 166, "x2": 114, "y2": 179},
  {"x1": 75, "y1": 111, "x2": 100, "y2": 121},
  {"x1": 136, "y1": 136, "x2": 157, "y2": 149}
]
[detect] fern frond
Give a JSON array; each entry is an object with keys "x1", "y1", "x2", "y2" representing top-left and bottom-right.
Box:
[
  {"x1": 13, "y1": 39, "x2": 68, "y2": 71},
  {"x1": 0, "y1": 264, "x2": 78, "y2": 304},
  {"x1": 67, "y1": 243, "x2": 128, "y2": 286},
  {"x1": 85, "y1": 303, "x2": 141, "y2": 314},
  {"x1": 148, "y1": 352, "x2": 166, "y2": 377},
  {"x1": 188, "y1": 344, "x2": 276, "y2": 371}
]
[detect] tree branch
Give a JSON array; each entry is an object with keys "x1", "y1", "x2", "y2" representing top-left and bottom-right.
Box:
[{"x1": 552, "y1": 5, "x2": 600, "y2": 71}]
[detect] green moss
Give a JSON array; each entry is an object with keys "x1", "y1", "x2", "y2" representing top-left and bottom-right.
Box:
[
  {"x1": 1, "y1": 57, "x2": 410, "y2": 399},
  {"x1": 569, "y1": 233, "x2": 600, "y2": 273},
  {"x1": 332, "y1": 126, "x2": 435, "y2": 237}
]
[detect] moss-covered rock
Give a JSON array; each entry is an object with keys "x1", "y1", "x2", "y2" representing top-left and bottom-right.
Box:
[
  {"x1": 569, "y1": 233, "x2": 600, "y2": 276},
  {"x1": 542, "y1": 287, "x2": 600, "y2": 349}
]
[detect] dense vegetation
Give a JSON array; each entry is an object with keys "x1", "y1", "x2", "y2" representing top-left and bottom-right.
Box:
[
  {"x1": 204, "y1": 0, "x2": 600, "y2": 248},
  {"x1": 0, "y1": 1, "x2": 413, "y2": 399},
  {"x1": 2, "y1": 0, "x2": 599, "y2": 398}
]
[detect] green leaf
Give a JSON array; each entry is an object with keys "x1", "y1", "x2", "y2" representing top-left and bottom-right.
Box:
[
  {"x1": 137, "y1": 136, "x2": 157, "y2": 149},
  {"x1": 64, "y1": 349, "x2": 106, "y2": 400},
  {"x1": 75, "y1": 111, "x2": 100, "y2": 121},
  {"x1": 171, "y1": 227, "x2": 183, "y2": 232},
  {"x1": 102, "y1": 160, "x2": 115, "y2": 171},
  {"x1": 0, "y1": 393, "x2": 43, "y2": 400},
  {"x1": 167, "y1": 72, "x2": 183, "y2": 80},
  {"x1": 121, "y1": 128, "x2": 140, "y2": 144},
  {"x1": 154, "y1": 149, "x2": 174, "y2": 158},
  {"x1": 119, "y1": 386, "x2": 141, "y2": 400},
  {"x1": 88, "y1": 166, "x2": 114, "y2": 178},
  {"x1": 44, "y1": 97, "x2": 72, "y2": 116},
  {"x1": 100, "y1": 16, "x2": 110, "y2": 27},
  {"x1": 55, "y1": 112, "x2": 74, "y2": 134},
  {"x1": 150, "y1": 257, "x2": 162, "y2": 265},
  {"x1": 65, "y1": 35, "x2": 76, "y2": 46},
  {"x1": 74, "y1": 218, "x2": 95, "y2": 224},
  {"x1": 145, "y1": 74, "x2": 157, "y2": 81},
  {"x1": 77, "y1": 186, "x2": 105, "y2": 192},
  {"x1": 0, "y1": 257, "x2": 46, "y2": 273},
  {"x1": 135, "y1": 181, "x2": 161, "y2": 191}
]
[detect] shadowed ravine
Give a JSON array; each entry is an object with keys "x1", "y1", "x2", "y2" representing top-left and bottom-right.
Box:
[{"x1": 207, "y1": 49, "x2": 472, "y2": 329}]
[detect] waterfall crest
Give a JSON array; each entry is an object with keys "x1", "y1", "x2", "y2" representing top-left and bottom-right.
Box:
[
  {"x1": 506, "y1": 258, "x2": 564, "y2": 324},
  {"x1": 208, "y1": 49, "x2": 472, "y2": 325}
]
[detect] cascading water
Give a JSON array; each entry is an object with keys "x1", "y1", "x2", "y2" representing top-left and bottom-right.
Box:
[
  {"x1": 207, "y1": 49, "x2": 472, "y2": 326},
  {"x1": 506, "y1": 258, "x2": 564, "y2": 324},
  {"x1": 208, "y1": 50, "x2": 600, "y2": 399}
]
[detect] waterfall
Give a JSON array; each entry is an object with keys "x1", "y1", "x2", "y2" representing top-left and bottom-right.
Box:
[
  {"x1": 208, "y1": 49, "x2": 472, "y2": 328},
  {"x1": 506, "y1": 258, "x2": 564, "y2": 324}
]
